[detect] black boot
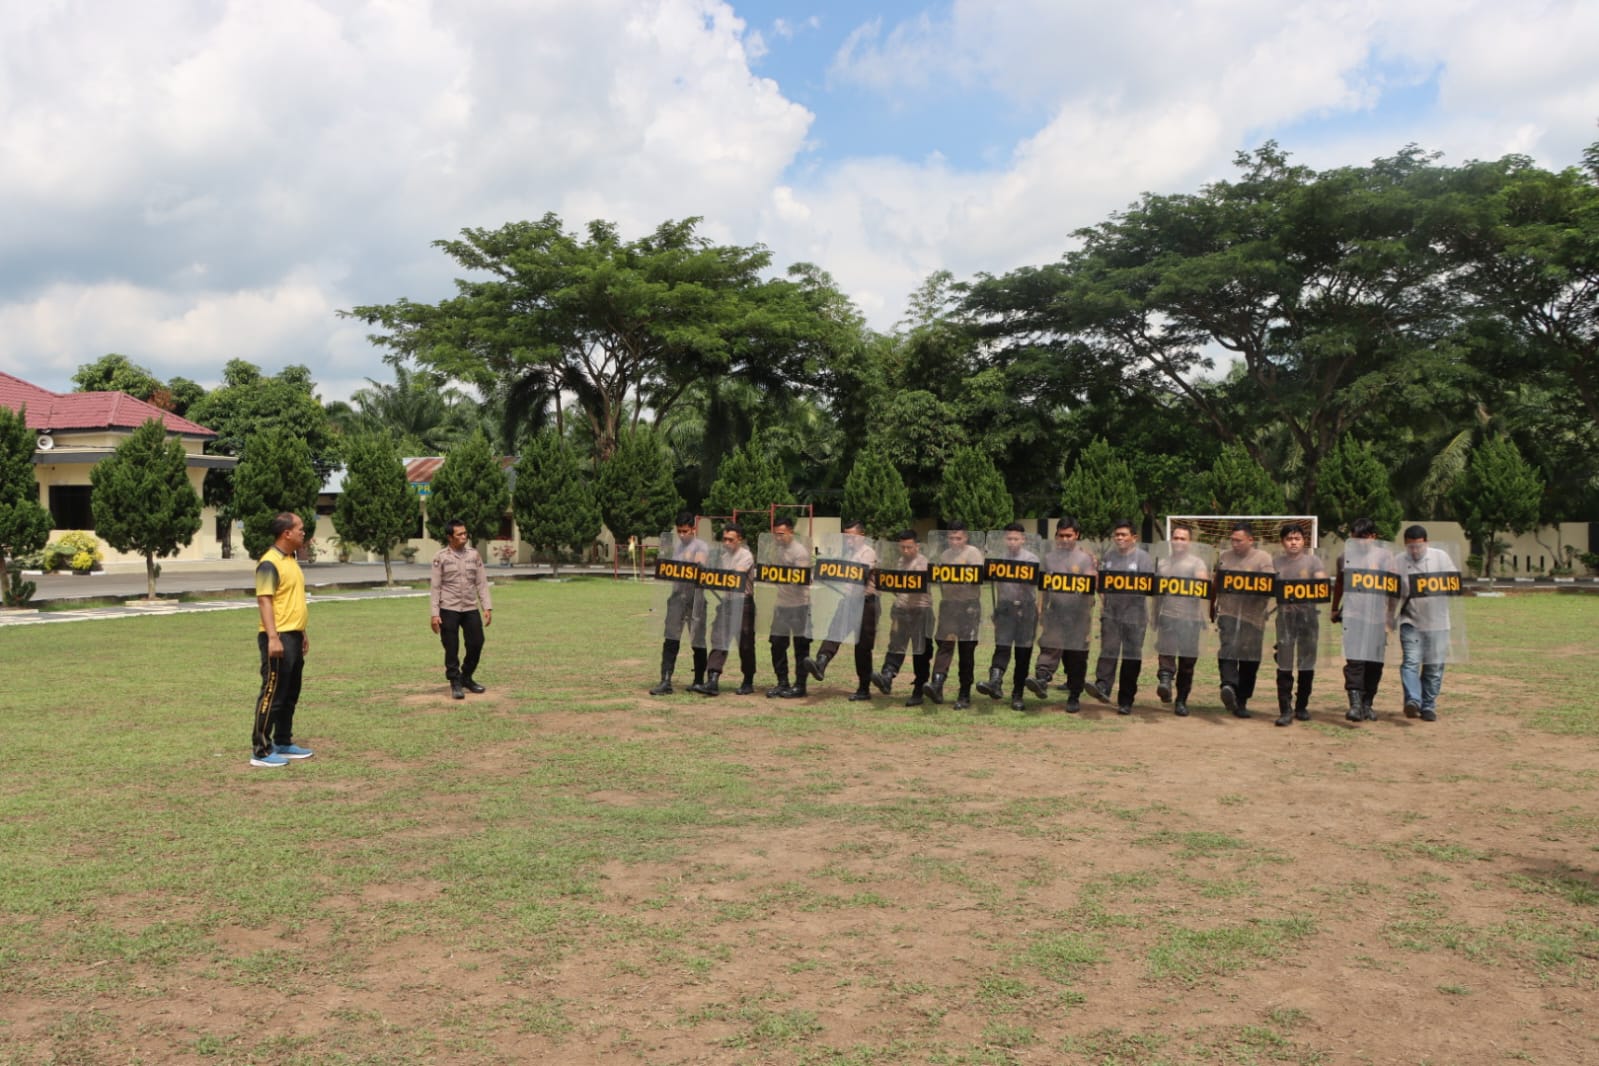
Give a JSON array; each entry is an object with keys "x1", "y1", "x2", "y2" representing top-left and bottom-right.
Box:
[
  {"x1": 871, "y1": 665, "x2": 896, "y2": 694},
  {"x1": 975, "y1": 667, "x2": 1004, "y2": 699},
  {"x1": 781, "y1": 677, "x2": 808, "y2": 698},
  {"x1": 1360, "y1": 696, "x2": 1376, "y2": 721},
  {"x1": 905, "y1": 684, "x2": 926, "y2": 707},
  {"x1": 1065, "y1": 695, "x2": 1082, "y2": 713},
  {"x1": 1275, "y1": 691, "x2": 1293, "y2": 727},
  {"x1": 1233, "y1": 698, "x2": 1251, "y2": 720},
  {"x1": 954, "y1": 689, "x2": 972, "y2": 710},
  {"x1": 848, "y1": 686, "x2": 872, "y2": 702},
  {"x1": 802, "y1": 651, "x2": 833, "y2": 681},
  {"x1": 691, "y1": 647, "x2": 708, "y2": 688},
  {"x1": 1156, "y1": 670, "x2": 1174, "y2": 703},
  {"x1": 1295, "y1": 670, "x2": 1313, "y2": 720},
  {"x1": 1173, "y1": 700, "x2": 1189, "y2": 717},
  {"x1": 1024, "y1": 670, "x2": 1050, "y2": 698},
  {"x1": 926, "y1": 672, "x2": 946, "y2": 705},
  {"x1": 649, "y1": 672, "x2": 674, "y2": 696},
  {"x1": 1346, "y1": 689, "x2": 1363, "y2": 722},
  {"x1": 735, "y1": 677, "x2": 756, "y2": 696},
  {"x1": 766, "y1": 674, "x2": 792, "y2": 698},
  {"x1": 692, "y1": 671, "x2": 721, "y2": 696},
  {"x1": 1220, "y1": 684, "x2": 1238, "y2": 713},
  {"x1": 1010, "y1": 683, "x2": 1026, "y2": 712}
]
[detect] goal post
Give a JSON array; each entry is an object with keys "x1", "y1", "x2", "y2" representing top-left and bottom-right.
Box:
[{"x1": 1164, "y1": 515, "x2": 1320, "y2": 549}]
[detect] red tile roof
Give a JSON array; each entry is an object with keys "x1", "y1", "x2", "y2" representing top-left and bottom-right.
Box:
[
  {"x1": 0, "y1": 371, "x2": 216, "y2": 437},
  {"x1": 403, "y1": 456, "x2": 516, "y2": 483}
]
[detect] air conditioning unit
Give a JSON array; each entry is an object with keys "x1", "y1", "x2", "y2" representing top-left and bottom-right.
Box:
[{"x1": 36, "y1": 434, "x2": 55, "y2": 451}]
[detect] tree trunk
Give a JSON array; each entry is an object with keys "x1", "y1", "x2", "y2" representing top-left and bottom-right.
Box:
[
  {"x1": 382, "y1": 551, "x2": 393, "y2": 586},
  {"x1": 145, "y1": 553, "x2": 158, "y2": 600}
]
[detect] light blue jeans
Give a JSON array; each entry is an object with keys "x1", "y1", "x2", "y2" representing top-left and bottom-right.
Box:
[{"x1": 1399, "y1": 622, "x2": 1446, "y2": 712}]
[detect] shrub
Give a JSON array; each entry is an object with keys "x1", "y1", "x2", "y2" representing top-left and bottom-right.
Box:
[{"x1": 44, "y1": 532, "x2": 103, "y2": 572}]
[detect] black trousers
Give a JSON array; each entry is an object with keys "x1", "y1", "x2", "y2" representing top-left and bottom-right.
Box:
[
  {"x1": 1036, "y1": 646, "x2": 1089, "y2": 697},
  {"x1": 818, "y1": 596, "x2": 879, "y2": 686},
  {"x1": 706, "y1": 599, "x2": 757, "y2": 681},
  {"x1": 1343, "y1": 659, "x2": 1384, "y2": 699},
  {"x1": 439, "y1": 608, "x2": 485, "y2": 683},
  {"x1": 253, "y1": 631, "x2": 305, "y2": 758}
]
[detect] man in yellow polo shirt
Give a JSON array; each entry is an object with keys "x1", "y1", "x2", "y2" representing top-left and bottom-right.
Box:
[{"x1": 251, "y1": 512, "x2": 313, "y2": 767}]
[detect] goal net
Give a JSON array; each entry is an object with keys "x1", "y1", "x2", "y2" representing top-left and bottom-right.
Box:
[{"x1": 1163, "y1": 515, "x2": 1320, "y2": 549}]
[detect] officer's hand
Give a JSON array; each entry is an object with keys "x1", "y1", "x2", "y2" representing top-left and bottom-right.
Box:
[
  {"x1": 1329, "y1": 608, "x2": 1342, "y2": 624},
  {"x1": 430, "y1": 616, "x2": 442, "y2": 634},
  {"x1": 484, "y1": 609, "x2": 493, "y2": 628},
  {"x1": 267, "y1": 634, "x2": 284, "y2": 658}
]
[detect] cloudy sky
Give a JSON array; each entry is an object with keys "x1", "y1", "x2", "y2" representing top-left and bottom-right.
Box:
[{"x1": 3, "y1": 0, "x2": 1596, "y2": 402}]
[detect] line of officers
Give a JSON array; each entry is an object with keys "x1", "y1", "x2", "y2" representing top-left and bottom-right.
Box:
[{"x1": 647, "y1": 511, "x2": 1464, "y2": 726}]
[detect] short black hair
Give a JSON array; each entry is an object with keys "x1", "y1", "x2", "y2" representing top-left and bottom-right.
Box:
[
  {"x1": 1279, "y1": 521, "x2": 1306, "y2": 539},
  {"x1": 772, "y1": 515, "x2": 795, "y2": 531},
  {"x1": 1350, "y1": 516, "x2": 1377, "y2": 538},
  {"x1": 674, "y1": 510, "x2": 696, "y2": 528},
  {"x1": 722, "y1": 522, "x2": 743, "y2": 539},
  {"x1": 1403, "y1": 524, "x2": 1428, "y2": 541},
  {"x1": 444, "y1": 518, "x2": 467, "y2": 538},
  {"x1": 269, "y1": 512, "x2": 300, "y2": 538},
  {"x1": 946, "y1": 520, "x2": 968, "y2": 533},
  {"x1": 1112, "y1": 518, "x2": 1135, "y2": 535},
  {"x1": 895, "y1": 528, "x2": 918, "y2": 542},
  {"x1": 841, "y1": 518, "x2": 865, "y2": 533},
  {"x1": 1003, "y1": 521, "x2": 1025, "y2": 533},
  {"x1": 1056, "y1": 516, "x2": 1080, "y2": 535},
  {"x1": 1231, "y1": 520, "x2": 1254, "y2": 537}
]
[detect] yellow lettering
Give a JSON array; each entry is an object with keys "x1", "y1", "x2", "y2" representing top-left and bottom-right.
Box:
[
  {"x1": 656, "y1": 560, "x2": 700, "y2": 583},
  {"x1": 1043, "y1": 573, "x2": 1094, "y2": 594},
  {"x1": 931, "y1": 564, "x2": 980, "y2": 584},
  {"x1": 1158, "y1": 576, "x2": 1209, "y2": 598},
  {"x1": 1103, "y1": 572, "x2": 1154, "y2": 594}
]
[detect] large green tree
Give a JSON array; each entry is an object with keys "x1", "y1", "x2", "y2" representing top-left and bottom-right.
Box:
[
  {"x1": 512, "y1": 431, "x2": 601, "y2": 576},
  {"x1": 0, "y1": 405, "x2": 54, "y2": 604},
  {"x1": 702, "y1": 433, "x2": 789, "y2": 537},
  {"x1": 186, "y1": 360, "x2": 338, "y2": 555},
  {"x1": 595, "y1": 428, "x2": 682, "y2": 549},
  {"x1": 233, "y1": 428, "x2": 321, "y2": 559},
  {"x1": 70, "y1": 353, "x2": 202, "y2": 414},
  {"x1": 426, "y1": 432, "x2": 509, "y2": 545},
  {"x1": 344, "y1": 214, "x2": 851, "y2": 462},
  {"x1": 1315, "y1": 436, "x2": 1402, "y2": 540},
  {"x1": 89, "y1": 419, "x2": 203, "y2": 599},
  {"x1": 936, "y1": 446, "x2": 1012, "y2": 530},
  {"x1": 841, "y1": 446, "x2": 912, "y2": 539},
  {"x1": 1449, "y1": 435, "x2": 1543, "y2": 576},
  {"x1": 1059, "y1": 437, "x2": 1141, "y2": 541},
  {"x1": 333, "y1": 432, "x2": 418, "y2": 585},
  {"x1": 329, "y1": 364, "x2": 480, "y2": 456}
]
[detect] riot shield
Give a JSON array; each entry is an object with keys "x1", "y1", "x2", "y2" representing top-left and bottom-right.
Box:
[
  {"x1": 1273, "y1": 546, "x2": 1331, "y2": 673},
  {"x1": 928, "y1": 529, "x2": 986, "y2": 644},
  {"x1": 875, "y1": 534, "x2": 933, "y2": 656},
  {"x1": 811, "y1": 530, "x2": 873, "y2": 648},
  {"x1": 755, "y1": 529, "x2": 813, "y2": 644},
  {"x1": 1038, "y1": 537, "x2": 1097, "y2": 653},
  {"x1": 1336, "y1": 537, "x2": 1399, "y2": 663},
  {"x1": 653, "y1": 526, "x2": 708, "y2": 651},
  {"x1": 1213, "y1": 540, "x2": 1277, "y2": 665},
  {"x1": 983, "y1": 529, "x2": 1044, "y2": 650},
  {"x1": 1152, "y1": 539, "x2": 1211, "y2": 661},
  {"x1": 1394, "y1": 539, "x2": 1469, "y2": 665},
  {"x1": 693, "y1": 541, "x2": 753, "y2": 656}
]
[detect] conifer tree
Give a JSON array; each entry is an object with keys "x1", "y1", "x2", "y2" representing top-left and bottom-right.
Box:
[
  {"x1": 0, "y1": 405, "x2": 54, "y2": 605},
  {"x1": 233, "y1": 427, "x2": 321, "y2": 559},
  {"x1": 1200, "y1": 441, "x2": 1284, "y2": 515},
  {"x1": 333, "y1": 431, "x2": 417, "y2": 584},
  {"x1": 596, "y1": 428, "x2": 683, "y2": 549},
  {"x1": 1059, "y1": 437, "x2": 1141, "y2": 540},
  {"x1": 842, "y1": 445, "x2": 912, "y2": 538},
  {"x1": 937, "y1": 446, "x2": 1012, "y2": 530},
  {"x1": 1450, "y1": 436, "x2": 1543, "y2": 577},
  {"x1": 703, "y1": 433, "x2": 788, "y2": 537},
  {"x1": 513, "y1": 431, "x2": 602, "y2": 576},
  {"x1": 89, "y1": 418, "x2": 203, "y2": 599},
  {"x1": 427, "y1": 431, "x2": 509, "y2": 545},
  {"x1": 1315, "y1": 437, "x2": 1402, "y2": 540}
]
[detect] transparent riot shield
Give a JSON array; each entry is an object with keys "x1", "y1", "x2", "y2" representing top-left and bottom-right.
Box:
[
  {"x1": 983, "y1": 529, "x2": 1044, "y2": 651},
  {"x1": 811, "y1": 530, "x2": 873, "y2": 649},
  {"x1": 1394, "y1": 539, "x2": 1469, "y2": 666},
  {"x1": 693, "y1": 540, "x2": 753, "y2": 657},
  {"x1": 1272, "y1": 545, "x2": 1331, "y2": 674},
  {"x1": 1336, "y1": 537, "x2": 1399, "y2": 664},
  {"x1": 1097, "y1": 537, "x2": 1156, "y2": 660},
  {"x1": 928, "y1": 528, "x2": 986, "y2": 644},
  {"x1": 653, "y1": 525, "x2": 708, "y2": 652},
  {"x1": 1213, "y1": 538, "x2": 1277, "y2": 666},
  {"x1": 755, "y1": 529, "x2": 813, "y2": 645},
  {"x1": 1038, "y1": 535, "x2": 1097, "y2": 654},
  {"x1": 875, "y1": 534, "x2": 933, "y2": 658},
  {"x1": 1152, "y1": 538, "x2": 1211, "y2": 662}
]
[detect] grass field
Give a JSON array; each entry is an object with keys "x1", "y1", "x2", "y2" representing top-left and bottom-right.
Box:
[{"x1": 1, "y1": 583, "x2": 1596, "y2": 1065}]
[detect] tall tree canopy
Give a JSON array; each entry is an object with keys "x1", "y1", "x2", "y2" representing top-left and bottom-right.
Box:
[
  {"x1": 936, "y1": 446, "x2": 1013, "y2": 531},
  {"x1": 0, "y1": 405, "x2": 54, "y2": 601},
  {"x1": 333, "y1": 431, "x2": 417, "y2": 584},
  {"x1": 344, "y1": 214, "x2": 852, "y2": 463},
  {"x1": 512, "y1": 431, "x2": 602, "y2": 575},
  {"x1": 233, "y1": 427, "x2": 321, "y2": 559},
  {"x1": 89, "y1": 418, "x2": 203, "y2": 599},
  {"x1": 595, "y1": 428, "x2": 682, "y2": 548},
  {"x1": 1450, "y1": 435, "x2": 1544, "y2": 575},
  {"x1": 842, "y1": 445, "x2": 912, "y2": 539},
  {"x1": 70, "y1": 354, "x2": 202, "y2": 415},
  {"x1": 426, "y1": 432, "x2": 509, "y2": 545}
]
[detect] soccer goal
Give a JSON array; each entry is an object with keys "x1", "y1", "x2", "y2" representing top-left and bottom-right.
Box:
[{"x1": 1164, "y1": 515, "x2": 1320, "y2": 549}]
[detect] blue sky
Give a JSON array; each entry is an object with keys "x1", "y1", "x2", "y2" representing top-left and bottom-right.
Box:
[{"x1": 2, "y1": 0, "x2": 1596, "y2": 402}]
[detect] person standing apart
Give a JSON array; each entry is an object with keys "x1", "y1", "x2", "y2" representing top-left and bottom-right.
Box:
[
  {"x1": 251, "y1": 512, "x2": 314, "y2": 767},
  {"x1": 1396, "y1": 525, "x2": 1457, "y2": 723},
  {"x1": 431, "y1": 519, "x2": 493, "y2": 700},
  {"x1": 1331, "y1": 517, "x2": 1398, "y2": 722}
]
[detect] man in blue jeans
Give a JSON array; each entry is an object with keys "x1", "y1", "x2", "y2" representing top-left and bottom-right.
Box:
[{"x1": 1395, "y1": 525, "x2": 1459, "y2": 723}]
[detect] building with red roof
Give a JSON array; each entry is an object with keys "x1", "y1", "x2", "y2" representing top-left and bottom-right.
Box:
[{"x1": 1, "y1": 371, "x2": 236, "y2": 564}]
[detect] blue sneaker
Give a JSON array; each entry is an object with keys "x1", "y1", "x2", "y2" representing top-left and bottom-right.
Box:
[
  {"x1": 274, "y1": 744, "x2": 314, "y2": 760},
  {"x1": 251, "y1": 752, "x2": 289, "y2": 768}
]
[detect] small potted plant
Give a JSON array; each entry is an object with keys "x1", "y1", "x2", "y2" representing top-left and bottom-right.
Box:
[{"x1": 492, "y1": 540, "x2": 517, "y2": 567}]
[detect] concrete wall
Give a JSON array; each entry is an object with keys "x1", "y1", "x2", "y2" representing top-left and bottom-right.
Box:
[{"x1": 32, "y1": 456, "x2": 227, "y2": 565}]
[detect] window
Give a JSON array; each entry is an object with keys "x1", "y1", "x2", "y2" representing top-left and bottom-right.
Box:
[{"x1": 49, "y1": 485, "x2": 94, "y2": 530}]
